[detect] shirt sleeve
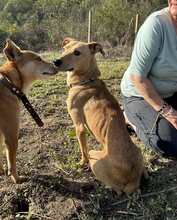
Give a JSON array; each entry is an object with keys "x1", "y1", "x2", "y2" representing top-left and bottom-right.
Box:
[{"x1": 129, "y1": 14, "x2": 163, "y2": 78}]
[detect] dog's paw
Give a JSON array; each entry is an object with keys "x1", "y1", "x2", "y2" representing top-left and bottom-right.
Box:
[
  {"x1": 79, "y1": 158, "x2": 89, "y2": 167},
  {"x1": 11, "y1": 175, "x2": 28, "y2": 184}
]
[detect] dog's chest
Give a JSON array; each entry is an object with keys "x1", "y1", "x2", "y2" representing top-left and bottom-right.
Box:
[{"x1": 67, "y1": 88, "x2": 97, "y2": 110}]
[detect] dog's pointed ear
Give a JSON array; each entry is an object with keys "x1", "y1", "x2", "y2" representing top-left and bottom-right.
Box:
[
  {"x1": 88, "y1": 42, "x2": 105, "y2": 57},
  {"x1": 3, "y1": 39, "x2": 22, "y2": 61},
  {"x1": 62, "y1": 37, "x2": 76, "y2": 48}
]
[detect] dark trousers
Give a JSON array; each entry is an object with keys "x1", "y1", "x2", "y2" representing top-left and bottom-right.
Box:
[{"x1": 122, "y1": 92, "x2": 177, "y2": 158}]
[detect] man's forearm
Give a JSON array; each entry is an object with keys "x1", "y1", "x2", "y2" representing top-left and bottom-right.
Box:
[{"x1": 130, "y1": 75, "x2": 163, "y2": 111}]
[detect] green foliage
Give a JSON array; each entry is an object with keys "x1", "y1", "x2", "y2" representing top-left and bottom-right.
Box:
[
  {"x1": 0, "y1": 0, "x2": 168, "y2": 52},
  {"x1": 2, "y1": 0, "x2": 34, "y2": 26}
]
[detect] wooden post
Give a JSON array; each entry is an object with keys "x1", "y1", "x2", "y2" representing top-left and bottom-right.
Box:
[
  {"x1": 88, "y1": 10, "x2": 92, "y2": 43},
  {"x1": 131, "y1": 14, "x2": 140, "y2": 53},
  {"x1": 134, "y1": 13, "x2": 139, "y2": 37}
]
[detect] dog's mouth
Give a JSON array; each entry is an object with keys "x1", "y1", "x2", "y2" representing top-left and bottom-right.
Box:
[
  {"x1": 67, "y1": 67, "x2": 74, "y2": 71},
  {"x1": 42, "y1": 68, "x2": 58, "y2": 75},
  {"x1": 42, "y1": 71, "x2": 57, "y2": 75}
]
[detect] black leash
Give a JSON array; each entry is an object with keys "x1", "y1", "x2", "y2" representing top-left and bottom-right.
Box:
[{"x1": 1, "y1": 75, "x2": 44, "y2": 127}]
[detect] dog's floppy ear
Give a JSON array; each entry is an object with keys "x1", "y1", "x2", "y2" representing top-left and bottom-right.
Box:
[
  {"x1": 88, "y1": 42, "x2": 105, "y2": 57},
  {"x1": 3, "y1": 39, "x2": 22, "y2": 61},
  {"x1": 62, "y1": 37, "x2": 76, "y2": 47}
]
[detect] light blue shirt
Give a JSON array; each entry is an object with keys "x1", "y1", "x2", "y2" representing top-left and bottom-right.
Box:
[{"x1": 121, "y1": 7, "x2": 177, "y2": 98}]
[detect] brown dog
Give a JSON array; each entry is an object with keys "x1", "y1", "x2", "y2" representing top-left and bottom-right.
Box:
[
  {"x1": 54, "y1": 38, "x2": 146, "y2": 195},
  {"x1": 0, "y1": 40, "x2": 57, "y2": 183}
]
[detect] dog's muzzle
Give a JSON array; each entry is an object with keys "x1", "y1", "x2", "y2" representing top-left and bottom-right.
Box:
[
  {"x1": 53, "y1": 59, "x2": 74, "y2": 71},
  {"x1": 53, "y1": 59, "x2": 62, "y2": 67}
]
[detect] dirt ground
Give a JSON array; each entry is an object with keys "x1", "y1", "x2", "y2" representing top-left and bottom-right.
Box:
[{"x1": 0, "y1": 74, "x2": 177, "y2": 220}]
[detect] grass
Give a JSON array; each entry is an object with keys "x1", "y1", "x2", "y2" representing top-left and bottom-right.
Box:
[{"x1": 98, "y1": 59, "x2": 129, "y2": 79}]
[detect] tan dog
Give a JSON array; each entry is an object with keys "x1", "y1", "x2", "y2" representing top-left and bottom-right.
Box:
[
  {"x1": 54, "y1": 38, "x2": 146, "y2": 195},
  {"x1": 0, "y1": 40, "x2": 57, "y2": 183}
]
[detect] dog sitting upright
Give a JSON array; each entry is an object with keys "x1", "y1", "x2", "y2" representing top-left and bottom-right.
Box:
[
  {"x1": 0, "y1": 40, "x2": 57, "y2": 183},
  {"x1": 54, "y1": 38, "x2": 146, "y2": 195}
]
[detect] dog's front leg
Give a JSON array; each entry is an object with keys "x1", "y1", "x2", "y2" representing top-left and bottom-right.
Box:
[
  {"x1": 75, "y1": 124, "x2": 89, "y2": 166},
  {"x1": 5, "y1": 137, "x2": 25, "y2": 183},
  {"x1": 5, "y1": 138, "x2": 19, "y2": 183},
  {"x1": 69, "y1": 108, "x2": 89, "y2": 166}
]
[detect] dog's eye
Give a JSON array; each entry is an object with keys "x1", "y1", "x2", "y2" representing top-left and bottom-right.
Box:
[{"x1": 74, "y1": 50, "x2": 81, "y2": 56}]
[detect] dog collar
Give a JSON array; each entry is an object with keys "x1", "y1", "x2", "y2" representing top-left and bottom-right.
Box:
[
  {"x1": 11, "y1": 62, "x2": 24, "y2": 90},
  {"x1": 0, "y1": 74, "x2": 44, "y2": 127},
  {"x1": 69, "y1": 78, "x2": 97, "y2": 88}
]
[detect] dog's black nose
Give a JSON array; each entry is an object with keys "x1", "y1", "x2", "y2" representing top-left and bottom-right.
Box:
[{"x1": 53, "y1": 59, "x2": 62, "y2": 67}]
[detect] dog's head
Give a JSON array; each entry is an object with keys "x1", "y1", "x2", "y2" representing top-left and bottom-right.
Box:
[
  {"x1": 3, "y1": 39, "x2": 58, "y2": 80},
  {"x1": 53, "y1": 38, "x2": 105, "y2": 74}
]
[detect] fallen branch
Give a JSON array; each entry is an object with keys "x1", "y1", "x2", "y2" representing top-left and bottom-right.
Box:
[
  {"x1": 116, "y1": 210, "x2": 138, "y2": 216},
  {"x1": 111, "y1": 186, "x2": 177, "y2": 206}
]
